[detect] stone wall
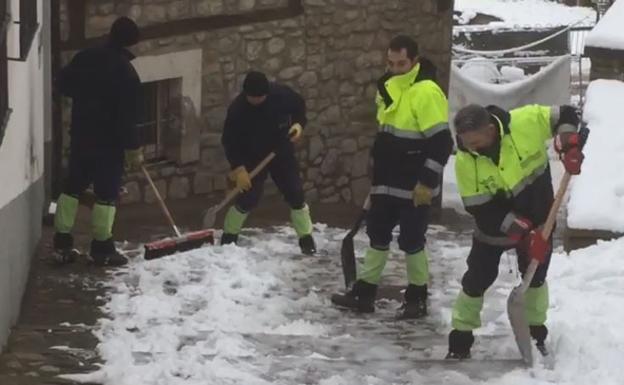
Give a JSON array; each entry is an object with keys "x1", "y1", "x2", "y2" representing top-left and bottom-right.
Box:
[{"x1": 59, "y1": 0, "x2": 453, "y2": 207}]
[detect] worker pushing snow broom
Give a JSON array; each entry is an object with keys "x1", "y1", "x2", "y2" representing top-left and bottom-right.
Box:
[
  {"x1": 52, "y1": 17, "x2": 143, "y2": 266},
  {"x1": 53, "y1": 16, "x2": 213, "y2": 264}
]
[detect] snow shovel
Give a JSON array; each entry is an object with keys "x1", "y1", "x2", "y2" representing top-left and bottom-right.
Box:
[
  {"x1": 507, "y1": 124, "x2": 589, "y2": 365},
  {"x1": 142, "y1": 166, "x2": 215, "y2": 260},
  {"x1": 202, "y1": 151, "x2": 276, "y2": 229},
  {"x1": 340, "y1": 194, "x2": 371, "y2": 289}
]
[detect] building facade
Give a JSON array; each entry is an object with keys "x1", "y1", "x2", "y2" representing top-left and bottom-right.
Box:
[{"x1": 52, "y1": 0, "x2": 454, "y2": 207}]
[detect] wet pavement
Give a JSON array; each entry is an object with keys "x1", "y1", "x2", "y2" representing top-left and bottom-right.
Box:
[{"x1": 0, "y1": 193, "x2": 512, "y2": 384}]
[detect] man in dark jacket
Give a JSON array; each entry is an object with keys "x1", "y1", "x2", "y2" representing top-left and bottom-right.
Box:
[
  {"x1": 220, "y1": 71, "x2": 316, "y2": 255},
  {"x1": 52, "y1": 17, "x2": 143, "y2": 266}
]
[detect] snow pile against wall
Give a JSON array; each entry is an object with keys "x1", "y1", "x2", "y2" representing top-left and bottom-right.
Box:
[
  {"x1": 585, "y1": 0, "x2": 624, "y2": 50},
  {"x1": 455, "y1": 0, "x2": 595, "y2": 30},
  {"x1": 448, "y1": 55, "x2": 571, "y2": 133},
  {"x1": 568, "y1": 79, "x2": 624, "y2": 232}
]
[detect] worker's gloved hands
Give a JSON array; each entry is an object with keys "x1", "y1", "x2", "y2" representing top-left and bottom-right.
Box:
[
  {"x1": 523, "y1": 229, "x2": 549, "y2": 264},
  {"x1": 124, "y1": 148, "x2": 144, "y2": 172},
  {"x1": 555, "y1": 132, "x2": 584, "y2": 175},
  {"x1": 561, "y1": 146, "x2": 584, "y2": 175},
  {"x1": 412, "y1": 183, "x2": 433, "y2": 207},
  {"x1": 229, "y1": 166, "x2": 252, "y2": 192},
  {"x1": 288, "y1": 123, "x2": 303, "y2": 143},
  {"x1": 505, "y1": 215, "x2": 533, "y2": 243}
]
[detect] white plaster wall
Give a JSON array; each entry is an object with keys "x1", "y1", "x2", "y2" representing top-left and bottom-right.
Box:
[
  {"x1": 0, "y1": 0, "x2": 49, "y2": 349},
  {"x1": 1, "y1": 0, "x2": 46, "y2": 207}
]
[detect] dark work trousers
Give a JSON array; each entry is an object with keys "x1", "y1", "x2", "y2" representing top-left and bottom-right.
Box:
[
  {"x1": 461, "y1": 237, "x2": 553, "y2": 297},
  {"x1": 235, "y1": 151, "x2": 305, "y2": 212},
  {"x1": 64, "y1": 142, "x2": 125, "y2": 203},
  {"x1": 366, "y1": 194, "x2": 430, "y2": 254}
]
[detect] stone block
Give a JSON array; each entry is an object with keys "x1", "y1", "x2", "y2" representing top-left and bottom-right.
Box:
[
  {"x1": 120, "y1": 182, "x2": 141, "y2": 205},
  {"x1": 193, "y1": 172, "x2": 214, "y2": 195},
  {"x1": 145, "y1": 179, "x2": 168, "y2": 204},
  {"x1": 351, "y1": 177, "x2": 370, "y2": 206},
  {"x1": 170, "y1": 176, "x2": 190, "y2": 199}
]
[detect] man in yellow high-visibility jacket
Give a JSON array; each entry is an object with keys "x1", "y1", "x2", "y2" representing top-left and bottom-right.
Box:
[
  {"x1": 447, "y1": 103, "x2": 585, "y2": 359},
  {"x1": 331, "y1": 35, "x2": 454, "y2": 319}
]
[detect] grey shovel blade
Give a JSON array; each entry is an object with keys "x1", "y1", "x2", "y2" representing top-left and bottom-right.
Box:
[
  {"x1": 507, "y1": 284, "x2": 533, "y2": 366},
  {"x1": 202, "y1": 207, "x2": 218, "y2": 229}
]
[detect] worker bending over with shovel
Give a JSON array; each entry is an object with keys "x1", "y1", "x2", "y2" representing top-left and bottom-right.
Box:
[
  {"x1": 447, "y1": 103, "x2": 585, "y2": 359},
  {"x1": 220, "y1": 71, "x2": 317, "y2": 255}
]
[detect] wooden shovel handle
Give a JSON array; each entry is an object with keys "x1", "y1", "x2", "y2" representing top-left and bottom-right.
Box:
[
  {"x1": 542, "y1": 123, "x2": 589, "y2": 240},
  {"x1": 215, "y1": 152, "x2": 276, "y2": 213},
  {"x1": 525, "y1": 124, "x2": 590, "y2": 290},
  {"x1": 541, "y1": 172, "x2": 571, "y2": 240}
]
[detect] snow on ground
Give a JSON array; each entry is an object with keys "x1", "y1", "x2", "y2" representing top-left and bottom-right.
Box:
[
  {"x1": 61, "y1": 220, "x2": 624, "y2": 385},
  {"x1": 585, "y1": 0, "x2": 624, "y2": 50},
  {"x1": 455, "y1": 0, "x2": 595, "y2": 29},
  {"x1": 568, "y1": 79, "x2": 624, "y2": 232}
]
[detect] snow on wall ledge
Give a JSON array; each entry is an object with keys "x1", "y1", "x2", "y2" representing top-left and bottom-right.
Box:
[
  {"x1": 585, "y1": 0, "x2": 624, "y2": 50},
  {"x1": 567, "y1": 79, "x2": 624, "y2": 232},
  {"x1": 454, "y1": 0, "x2": 595, "y2": 30}
]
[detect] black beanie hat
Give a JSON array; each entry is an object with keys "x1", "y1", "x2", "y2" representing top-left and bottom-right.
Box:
[
  {"x1": 109, "y1": 17, "x2": 140, "y2": 48},
  {"x1": 243, "y1": 71, "x2": 269, "y2": 97}
]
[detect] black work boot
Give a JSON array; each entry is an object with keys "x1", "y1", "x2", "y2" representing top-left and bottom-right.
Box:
[
  {"x1": 52, "y1": 232, "x2": 80, "y2": 264},
  {"x1": 446, "y1": 330, "x2": 474, "y2": 359},
  {"x1": 89, "y1": 239, "x2": 128, "y2": 267},
  {"x1": 330, "y1": 280, "x2": 377, "y2": 313},
  {"x1": 298, "y1": 234, "x2": 317, "y2": 255},
  {"x1": 396, "y1": 284, "x2": 428, "y2": 319},
  {"x1": 221, "y1": 233, "x2": 239, "y2": 245},
  {"x1": 530, "y1": 325, "x2": 549, "y2": 356}
]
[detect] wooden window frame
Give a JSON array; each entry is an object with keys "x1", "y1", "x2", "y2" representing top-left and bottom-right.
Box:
[{"x1": 137, "y1": 79, "x2": 178, "y2": 164}]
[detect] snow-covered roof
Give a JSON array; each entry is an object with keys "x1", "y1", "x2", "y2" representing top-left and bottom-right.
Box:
[
  {"x1": 455, "y1": 0, "x2": 595, "y2": 31},
  {"x1": 585, "y1": 0, "x2": 624, "y2": 50},
  {"x1": 568, "y1": 79, "x2": 624, "y2": 233}
]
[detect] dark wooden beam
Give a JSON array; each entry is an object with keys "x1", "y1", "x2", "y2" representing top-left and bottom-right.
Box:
[
  {"x1": 564, "y1": 227, "x2": 623, "y2": 252},
  {"x1": 60, "y1": 0, "x2": 304, "y2": 51},
  {"x1": 66, "y1": 0, "x2": 86, "y2": 47},
  {"x1": 584, "y1": 46, "x2": 624, "y2": 61},
  {"x1": 438, "y1": 0, "x2": 453, "y2": 14}
]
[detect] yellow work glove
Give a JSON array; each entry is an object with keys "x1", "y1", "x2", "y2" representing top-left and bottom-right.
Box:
[
  {"x1": 229, "y1": 166, "x2": 252, "y2": 192},
  {"x1": 413, "y1": 183, "x2": 433, "y2": 207},
  {"x1": 124, "y1": 148, "x2": 144, "y2": 172},
  {"x1": 288, "y1": 123, "x2": 303, "y2": 143}
]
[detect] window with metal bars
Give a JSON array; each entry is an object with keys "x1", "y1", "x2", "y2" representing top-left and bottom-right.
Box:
[
  {"x1": 0, "y1": 0, "x2": 11, "y2": 143},
  {"x1": 137, "y1": 79, "x2": 177, "y2": 162}
]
